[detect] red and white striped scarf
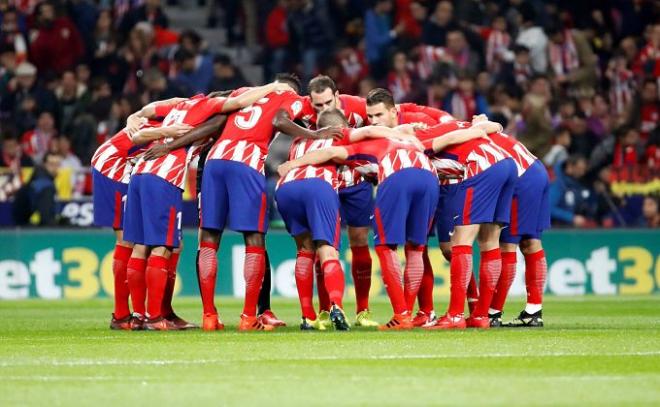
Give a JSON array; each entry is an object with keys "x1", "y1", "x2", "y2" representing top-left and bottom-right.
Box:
[
  {"x1": 609, "y1": 68, "x2": 634, "y2": 116},
  {"x1": 486, "y1": 30, "x2": 511, "y2": 72},
  {"x1": 549, "y1": 30, "x2": 579, "y2": 76},
  {"x1": 416, "y1": 45, "x2": 446, "y2": 80},
  {"x1": 449, "y1": 92, "x2": 476, "y2": 121},
  {"x1": 388, "y1": 72, "x2": 412, "y2": 103}
]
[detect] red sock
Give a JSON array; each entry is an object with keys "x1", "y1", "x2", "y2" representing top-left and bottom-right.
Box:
[
  {"x1": 322, "y1": 259, "x2": 345, "y2": 308},
  {"x1": 198, "y1": 242, "x2": 218, "y2": 315},
  {"x1": 112, "y1": 245, "x2": 133, "y2": 319},
  {"x1": 415, "y1": 247, "x2": 435, "y2": 314},
  {"x1": 403, "y1": 244, "x2": 425, "y2": 313},
  {"x1": 161, "y1": 251, "x2": 179, "y2": 316},
  {"x1": 474, "y1": 248, "x2": 501, "y2": 317},
  {"x1": 350, "y1": 245, "x2": 372, "y2": 313},
  {"x1": 295, "y1": 250, "x2": 316, "y2": 320},
  {"x1": 315, "y1": 260, "x2": 331, "y2": 312},
  {"x1": 525, "y1": 250, "x2": 547, "y2": 306},
  {"x1": 376, "y1": 245, "x2": 407, "y2": 314},
  {"x1": 127, "y1": 257, "x2": 147, "y2": 315},
  {"x1": 491, "y1": 251, "x2": 517, "y2": 312},
  {"x1": 146, "y1": 254, "x2": 169, "y2": 319},
  {"x1": 467, "y1": 272, "x2": 479, "y2": 314},
  {"x1": 447, "y1": 245, "x2": 472, "y2": 316},
  {"x1": 242, "y1": 246, "x2": 266, "y2": 316}
]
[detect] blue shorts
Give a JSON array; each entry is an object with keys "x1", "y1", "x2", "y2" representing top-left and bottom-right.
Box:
[
  {"x1": 275, "y1": 178, "x2": 341, "y2": 248},
  {"x1": 338, "y1": 181, "x2": 374, "y2": 227},
  {"x1": 92, "y1": 169, "x2": 127, "y2": 229},
  {"x1": 501, "y1": 160, "x2": 551, "y2": 243},
  {"x1": 373, "y1": 168, "x2": 439, "y2": 246},
  {"x1": 123, "y1": 174, "x2": 182, "y2": 247},
  {"x1": 451, "y1": 158, "x2": 517, "y2": 226},
  {"x1": 200, "y1": 159, "x2": 268, "y2": 233},
  {"x1": 434, "y1": 184, "x2": 459, "y2": 243}
]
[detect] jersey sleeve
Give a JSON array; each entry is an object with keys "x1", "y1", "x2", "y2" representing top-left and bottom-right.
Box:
[
  {"x1": 282, "y1": 94, "x2": 304, "y2": 120},
  {"x1": 209, "y1": 97, "x2": 227, "y2": 114},
  {"x1": 154, "y1": 102, "x2": 175, "y2": 118},
  {"x1": 343, "y1": 95, "x2": 368, "y2": 126},
  {"x1": 401, "y1": 112, "x2": 437, "y2": 127}
]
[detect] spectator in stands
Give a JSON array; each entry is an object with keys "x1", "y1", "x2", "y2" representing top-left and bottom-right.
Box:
[
  {"x1": 52, "y1": 135, "x2": 83, "y2": 197},
  {"x1": 496, "y1": 44, "x2": 533, "y2": 96},
  {"x1": 640, "y1": 196, "x2": 659, "y2": 228},
  {"x1": 141, "y1": 68, "x2": 185, "y2": 103},
  {"x1": 0, "y1": 7, "x2": 28, "y2": 64},
  {"x1": 28, "y1": 1, "x2": 84, "y2": 76},
  {"x1": 209, "y1": 54, "x2": 250, "y2": 92},
  {"x1": 443, "y1": 72, "x2": 489, "y2": 121},
  {"x1": 21, "y1": 111, "x2": 57, "y2": 164},
  {"x1": 421, "y1": 1, "x2": 456, "y2": 46},
  {"x1": 590, "y1": 127, "x2": 644, "y2": 175},
  {"x1": 264, "y1": 0, "x2": 290, "y2": 81},
  {"x1": 627, "y1": 78, "x2": 659, "y2": 142},
  {"x1": 288, "y1": 0, "x2": 335, "y2": 83},
  {"x1": 387, "y1": 50, "x2": 418, "y2": 103},
  {"x1": 0, "y1": 129, "x2": 32, "y2": 202},
  {"x1": 121, "y1": 25, "x2": 160, "y2": 94},
  {"x1": 515, "y1": 3, "x2": 547, "y2": 74},
  {"x1": 517, "y1": 74, "x2": 553, "y2": 157},
  {"x1": 0, "y1": 62, "x2": 58, "y2": 131},
  {"x1": 546, "y1": 22, "x2": 598, "y2": 97},
  {"x1": 55, "y1": 70, "x2": 90, "y2": 135},
  {"x1": 172, "y1": 49, "x2": 205, "y2": 95},
  {"x1": 364, "y1": 0, "x2": 404, "y2": 79},
  {"x1": 544, "y1": 127, "x2": 571, "y2": 168},
  {"x1": 175, "y1": 30, "x2": 214, "y2": 94},
  {"x1": 12, "y1": 150, "x2": 62, "y2": 226},
  {"x1": 118, "y1": 0, "x2": 169, "y2": 42},
  {"x1": 549, "y1": 154, "x2": 595, "y2": 227},
  {"x1": 444, "y1": 29, "x2": 481, "y2": 75}
]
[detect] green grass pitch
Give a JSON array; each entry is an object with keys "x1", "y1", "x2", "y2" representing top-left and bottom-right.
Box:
[{"x1": 1, "y1": 296, "x2": 659, "y2": 406}]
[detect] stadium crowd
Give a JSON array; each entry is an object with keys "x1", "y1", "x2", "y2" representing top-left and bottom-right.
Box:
[{"x1": 0, "y1": 0, "x2": 658, "y2": 228}]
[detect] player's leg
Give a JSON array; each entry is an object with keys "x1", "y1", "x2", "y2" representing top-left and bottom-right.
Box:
[
  {"x1": 143, "y1": 245, "x2": 175, "y2": 330},
  {"x1": 372, "y1": 172, "x2": 413, "y2": 330},
  {"x1": 256, "y1": 251, "x2": 287, "y2": 326},
  {"x1": 489, "y1": 241, "x2": 518, "y2": 327},
  {"x1": 198, "y1": 159, "x2": 228, "y2": 330},
  {"x1": 467, "y1": 223, "x2": 502, "y2": 328},
  {"x1": 123, "y1": 176, "x2": 148, "y2": 329},
  {"x1": 317, "y1": 243, "x2": 350, "y2": 330},
  {"x1": 339, "y1": 182, "x2": 376, "y2": 325},
  {"x1": 239, "y1": 232, "x2": 274, "y2": 331},
  {"x1": 293, "y1": 233, "x2": 319, "y2": 330},
  {"x1": 109, "y1": 229, "x2": 133, "y2": 330},
  {"x1": 161, "y1": 243, "x2": 197, "y2": 329},
  {"x1": 510, "y1": 237, "x2": 546, "y2": 327}
]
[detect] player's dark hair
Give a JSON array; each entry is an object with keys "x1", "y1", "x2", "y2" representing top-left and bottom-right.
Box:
[
  {"x1": 308, "y1": 75, "x2": 337, "y2": 95},
  {"x1": 275, "y1": 72, "x2": 302, "y2": 94},
  {"x1": 565, "y1": 154, "x2": 586, "y2": 168},
  {"x1": 318, "y1": 109, "x2": 348, "y2": 128},
  {"x1": 366, "y1": 88, "x2": 395, "y2": 108},
  {"x1": 207, "y1": 90, "x2": 233, "y2": 98}
]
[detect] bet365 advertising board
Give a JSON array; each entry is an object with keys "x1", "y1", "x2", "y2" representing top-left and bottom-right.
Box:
[{"x1": 0, "y1": 229, "x2": 658, "y2": 300}]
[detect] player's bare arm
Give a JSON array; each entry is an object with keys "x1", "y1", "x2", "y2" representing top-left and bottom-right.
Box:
[
  {"x1": 220, "y1": 82, "x2": 294, "y2": 112},
  {"x1": 143, "y1": 115, "x2": 228, "y2": 160},
  {"x1": 272, "y1": 109, "x2": 342, "y2": 140},
  {"x1": 470, "y1": 117, "x2": 504, "y2": 134},
  {"x1": 131, "y1": 124, "x2": 193, "y2": 145},
  {"x1": 277, "y1": 146, "x2": 349, "y2": 177},
  {"x1": 430, "y1": 128, "x2": 487, "y2": 152}
]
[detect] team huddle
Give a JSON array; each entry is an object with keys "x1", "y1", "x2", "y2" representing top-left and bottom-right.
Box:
[{"x1": 91, "y1": 73, "x2": 550, "y2": 331}]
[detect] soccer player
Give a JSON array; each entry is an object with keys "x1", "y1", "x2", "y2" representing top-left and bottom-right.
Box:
[
  {"x1": 91, "y1": 99, "x2": 191, "y2": 330},
  {"x1": 301, "y1": 75, "x2": 377, "y2": 327},
  {"x1": 364, "y1": 87, "x2": 447, "y2": 327},
  {"x1": 195, "y1": 74, "x2": 341, "y2": 331},
  {"x1": 470, "y1": 116, "x2": 550, "y2": 327},
  {"x1": 124, "y1": 84, "x2": 290, "y2": 331},
  {"x1": 275, "y1": 117, "x2": 423, "y2": 330},
  {"x1": 413, "y1": 121, "x2": 518, "y2": 329},
  {"x1": 278, "y1": 109, "x2": 484, "y2": 330}
]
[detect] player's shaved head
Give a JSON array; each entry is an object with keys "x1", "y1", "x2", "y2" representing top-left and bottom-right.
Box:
[
  {"x1": 275, "y1": 72, "x2": 302, "y2": 94},
  {"x1": 366, "y1": 88, "x2": 395, "y2": 108},
  {"x1": 318, "y1": 109, "x2": 348, "y2": 128}
]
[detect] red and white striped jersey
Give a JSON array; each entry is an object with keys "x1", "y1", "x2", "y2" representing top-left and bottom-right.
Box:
[
  {"x1": 488, "y1": 132, "x2": 537, "y2": 176},
  {"x1": 277, "y1": 138, "x2": 339, "y2": 189},
  {"x1": 208, "y1": 90, "x2": 303, "y2": 174},
  {"x1": 342, "y1": 129, "x2": 435, "y2": 183},
  {"x1": 91, "y1": 119, "x2": 164, "y2": 184},
  {"x1": 132, "y1": 95, "x2": 228, "y2": 189},
  {"x1": 299, "y1": 94, "x2": 368, "y2": 189},
  {"x1": 397, "y1": 103, "x2": 454, "y2": 124},
  {"x1": 416, "y1": 121, "x2": 512, "y2": 182}
]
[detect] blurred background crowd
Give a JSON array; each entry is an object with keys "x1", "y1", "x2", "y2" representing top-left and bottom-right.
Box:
[{"x1": 0, "y1": 0, "x2": 657, "y2": 228}]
